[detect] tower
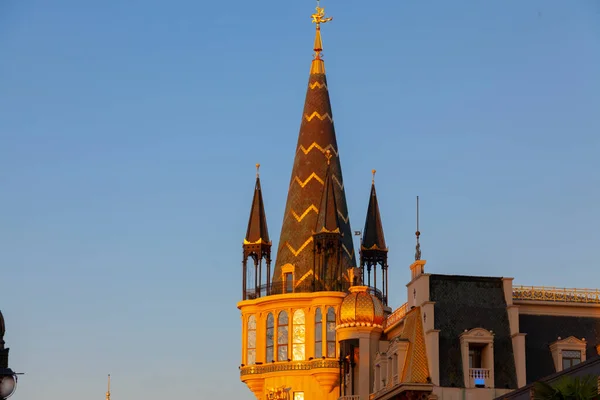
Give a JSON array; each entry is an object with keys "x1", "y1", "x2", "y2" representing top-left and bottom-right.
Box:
[
  {"x1": 272, "y1": 2, "x2": 356, "y2": 291},
  {"x1": 242, "y1": 164, "x2": 272, "y2": 300},
  {"x1": 359, "y1": 170, "x2": 389, "y2": 305}
]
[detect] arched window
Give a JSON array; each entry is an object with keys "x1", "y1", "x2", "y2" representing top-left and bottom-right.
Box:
[
  {"x1": 277, "y1": 311, "x2": 289, "y2": 361},
  {"x1": 247, "y1": 315, "x2": 256, "y2": 365},
  {"x1": 266, "y1": 313, "x2": 274, "y2": 362},
  {"x1": 315, "y1": 308, "x2": 322, "y2": 358},
  {"x1": 292, "y1": 310, "x2": 306, "y2": 361},
  {"x1": 326, "y1": 307, "x2": 336, "y2": 358}
]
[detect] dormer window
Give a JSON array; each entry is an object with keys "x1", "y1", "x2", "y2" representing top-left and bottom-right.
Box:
[
  {"x1": 549, "y1": 336, "x2": 587, "y2": 372},
  {"x1": 459, "y1": 328, "x2": 495, "y2": 389}
]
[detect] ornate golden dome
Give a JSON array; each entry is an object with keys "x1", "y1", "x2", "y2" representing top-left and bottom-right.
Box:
[{"x1": 338, "y1": 286, "x2": 384, "y2": 328}]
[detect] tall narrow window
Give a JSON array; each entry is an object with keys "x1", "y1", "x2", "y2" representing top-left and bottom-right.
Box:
[
  {"x1": 469, "y1": 346, "x2": 482, "y2": 368},
  {"x1": 326, "y1": 307, "x2": 336, "y2": 358},
  {"x1": 285, "y1": 273, "x2": 293, "y2": 293},
  {"x1": 247, "y1": 315, "x2": 256, "y2": 365},
  {"x1": 278, "y1": 311, "x2": 289, "y2": 361},
  {"x1": 292, "y1": 310, "x2": 306, "y2": 361},
  {"x1": 315, "y1": 308, "x2": 323, "y2": 358},
  {"x1": 266, "y1": 313, "x2": 274, "y2": 362}
]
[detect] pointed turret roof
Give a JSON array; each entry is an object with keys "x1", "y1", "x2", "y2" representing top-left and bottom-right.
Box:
[
  {"x1": 315, "y1": 152, "x2": 341, "y2": 234},
  {"x1": 274, "y1": 4, "x2": 356, "y2": 284},
  {"x1": 361, "y1": 171, "x2": 387, "y2": 251},
  {"x1": 245, "y1": 165, "x2": 270, "y2": 245}
]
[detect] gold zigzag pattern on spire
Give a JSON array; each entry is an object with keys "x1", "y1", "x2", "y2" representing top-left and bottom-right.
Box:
[
  {"x1": 292, "y1": 172, "x2": 343, "y2": 190},
  {"x1": 341, "y1": 243, "x2": 353, "y2": 258},
  {"x1": 291, "y1": 205, "x2": 319, "y2": 222},
  {"x1": 332, "y1": 175, "x2": 344, "y2": 190},
  {"x1": 337, "y1": 210, "x2": 349, "y2": 224},
  {"x1": 284, "y1": 237, "x2": 314, "y2": 257},
  {"x1": 298, "y1": 142, "x2": 339, "y2": 156},
  {"x1": 295, "y1": 269, "x2": 314, "y2": 286},
  {"x1": 304, "y1": 111, "x2": 333, "y2": 122},
  {"x1": 309, "y1": 81, "x2": 328, "y2": 90},
  {"x1": 294, "y1": 172, "x2": 324, "y2": 188}
]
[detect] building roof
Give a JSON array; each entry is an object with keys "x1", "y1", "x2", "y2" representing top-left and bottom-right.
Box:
[
  {"x1": 361, "y1": 179, "x2": 387, "y2": 252},
  {"x1": 429, "y1": 274, "x2": 518, "y2": 389},
  {"x1": 400, "y1": 307, "x2": 430, "y2": 383},
  {"x1": 244, "y1": 172, "x2": 270, "y2": 245},
  {"x1": 519, "y1": 314, "x2": 600, "y2": 383},
  {"x1": 496, "y1": 356, "x2": 600, "y2": 400},
  {"x1": 273, "y1": 11, "x2": 356, "y2": 284}
]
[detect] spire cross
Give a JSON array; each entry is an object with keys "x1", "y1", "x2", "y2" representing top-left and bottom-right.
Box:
[
  {"x1": 325, "y1": 149, "x2": 332, "y2": 165},
  {"x1": 372, "y1": 169, "x2": 376, "y2": 184},
  {"x1": 256, "y1": 163, "x2": 260, "y2": 178}
]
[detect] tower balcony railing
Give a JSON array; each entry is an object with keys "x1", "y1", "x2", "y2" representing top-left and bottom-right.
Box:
[{"x1": 245, "y1": 279, "x2": 383, "y2": 302}]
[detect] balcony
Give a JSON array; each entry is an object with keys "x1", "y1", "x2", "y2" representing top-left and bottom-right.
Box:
[
  {"x1": 468, "y1": 368, "x2": 490, "y2": 388},
  {"x1": 240, "y1": 358, "x2": 339, "y2": 376}
]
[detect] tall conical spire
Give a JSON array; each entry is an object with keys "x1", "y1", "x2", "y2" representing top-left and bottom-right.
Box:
[
  {"x1": 245, "y1": 164, "x2": 270, "y2": 245},
  {"x1": 361, "y1": 170, "x2": 387, "y2": 251},
  {"x1": 274, "y1": 1, "x2": 356, "y2": 289},
  {"x1": 106, "y1": 374, "x2": 111, "y2": 400},
  {"x1": 242, "y1": 164, "x2": 272, "y2": 300}
]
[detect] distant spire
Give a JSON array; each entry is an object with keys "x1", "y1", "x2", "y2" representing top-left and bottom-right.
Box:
[
  {"x1": 106, "y1": 374, "x2": 111, "y2": 400},
  {"x1": 415, "y1": 196, "x2": 421, "y2": 261},
  {"x1": 310, "y1": 0, "x2": 333, "y2": 74},
  {"x1": 245, "y1": 165, "x2": 270, "y2": 245}
]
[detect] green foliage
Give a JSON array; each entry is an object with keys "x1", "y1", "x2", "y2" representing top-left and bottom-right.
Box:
[{"x1": 533, "y1": 375, "x2": 599, "y2": 400}]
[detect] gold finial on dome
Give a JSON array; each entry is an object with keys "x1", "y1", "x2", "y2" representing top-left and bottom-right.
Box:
[
  {"x1": 310, "y1": 0, "x2": 332, "y2": 74},
  {"x1": 106, "y1": 374, "x2": 111, "y2": 400},
  {"x1": 256, "y1": 163, "x2": 260, "y2": 178},
  {"x1": 372, "y1": 169, "x2": 376, "y2": 184}
]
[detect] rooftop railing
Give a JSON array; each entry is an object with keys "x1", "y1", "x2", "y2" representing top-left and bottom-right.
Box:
[
  {"x1": 513, "y1": 286, "x2": 600, "y2": 304},
  {"x1": 383, "y1": 302, "x2": 409, "y2": 330}
]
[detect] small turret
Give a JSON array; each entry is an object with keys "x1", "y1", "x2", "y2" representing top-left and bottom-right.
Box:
[
  {"x1": 360, "y1": 170, "x2": 389, "y2": 305},
  {"x1": 242, "y1": 164, "x2": 272, "y2": 299}
]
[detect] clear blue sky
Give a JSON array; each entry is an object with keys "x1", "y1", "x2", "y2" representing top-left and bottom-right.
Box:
[{"x1": 1, "y1": 0, "x2": 599, "y2": 398}]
